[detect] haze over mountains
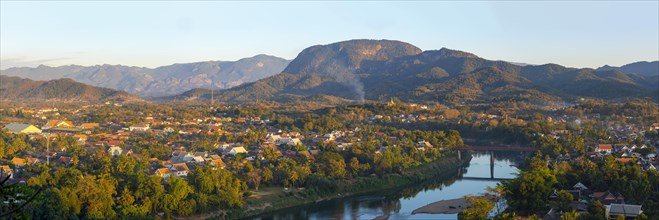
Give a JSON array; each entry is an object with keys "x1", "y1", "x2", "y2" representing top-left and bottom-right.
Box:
[
  {"x1": 2, "y1": 39, "x2": 658, "y2": 104},
  {"x1": 0, "y1": 55, "x2": 290, "y2": 97}
]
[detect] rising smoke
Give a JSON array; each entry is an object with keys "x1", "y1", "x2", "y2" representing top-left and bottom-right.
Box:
[{"x1": 325, "y1": 62, "x2": 366, "y2": 102}]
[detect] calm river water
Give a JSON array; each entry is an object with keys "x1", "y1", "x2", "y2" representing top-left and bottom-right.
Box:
[{"x1": 253, "y1": 151, "x2": 520, "y2": 220}]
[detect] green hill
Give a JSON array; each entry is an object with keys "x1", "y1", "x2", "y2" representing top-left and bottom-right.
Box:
[{"x1": 0, "y1": 75, "x2": 141, "y2": 102}]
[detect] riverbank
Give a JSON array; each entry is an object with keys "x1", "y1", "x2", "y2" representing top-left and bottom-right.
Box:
[
  {"x1": 411, "y1": 197, "x2": 468, "y2": 215},
  {"x1": 224, "y1": 153, "x2": 472, "y2": 219}
]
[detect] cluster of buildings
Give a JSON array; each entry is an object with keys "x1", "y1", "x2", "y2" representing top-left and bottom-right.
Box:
[
  {"x1": 2, "y1": 106, "x2": 446, "y2": 184},
  {"x1": 591, "y1": 143, "x2": 657, "y2": 171},
  {"x1": 545, "y1": 182, "x2": 643, "y2": 219}
]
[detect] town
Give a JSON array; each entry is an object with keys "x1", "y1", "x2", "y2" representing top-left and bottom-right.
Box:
[{"x1": 1, "y1": 99, "x2": 657, "y2": 219}]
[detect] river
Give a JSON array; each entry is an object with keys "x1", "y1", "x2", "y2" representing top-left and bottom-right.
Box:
[{"x1": 252, "y1": 151, "x2": 521, "y2": 220}]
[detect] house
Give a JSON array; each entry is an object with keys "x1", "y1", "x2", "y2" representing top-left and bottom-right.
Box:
[
  {"x1": 573, "y1": 182, "x2": 588, "y2": 191},
  {"x1": 549, "y1": 190, "x2": 580, "y2": 201},
  {"x1": 24, "y1": 156, "x2": 40, "y2": 165},
  {"x1": 228, "y1": 146, "x2": 248, "y2": 156},
  {"x1": 607, "y1": 204, "x2": 643, "y2": 218},
  {"x1": 42, "y1": 120, "x2": 75, "y2": 129},
  {"x1": 542, "y1": 208, "x2": 561, "y2": 220},
  {"x1": 0, "y1": 165, "x2": 13, "y2": 179},
  {"x1": 171, "y1": 163, "x2": 190, "y2": 177},
  {"x1": 153, "y1": 168, "x2": 173, "y2": 179},
  {"x1": 557, "y1": 153, "x2": 571, "y2": 162},
  {"x1": 208, "y1": 159, "x2": 226, "y2": 170},
  {"x1": 193, "y1": 151, "x2": 208, "y2": 158},
  {"x1": 129, "y1": 123, "x2": 150, "y2": 132},
  {"x1": 11, "y1": 158, "x2": 27, "y2": 167},
  {"x1": 337, "y1": 143, "x2": 353, "y2": 151},
  {"x1": 207, "y1": 154, "x2": 222, "y2": 161},
  {"x1": 170, "y1": 151, "x2": 194, "y2": 163},
  {"x1": 416, "y1": 141, "x2": 433, "y2": 151},
  {"x1": 4, "y1": 123, "x2": 42, "y2": 134},
  {"x1": 73, "y1": 134, "x2": 88, "y2": 144},
  {"x1": 650, "y1": 123, "x2": 659, "y2": 131},
  {"x1": 191, "y1": 156, "x2": 205, "y2": 163},
  {"x1": 58, "y1": 156, "x2": 72, "y2": 166},
  {"x1": 590, "y1": 191, "x2": 625, "y2": 205},
  {"x1": 107, "y1": 146, "x2": 123, "y2": 156},
  {"x1": 79, "y1": 123, "x2": 99, "y2": 130},
  {"x1": 595, "y1": 144, "x2": 613, "y2": 154}
]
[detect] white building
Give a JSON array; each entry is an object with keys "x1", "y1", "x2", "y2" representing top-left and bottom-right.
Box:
[{"x1": 107, "y1": 146, "x2": 123, "y2": 156}]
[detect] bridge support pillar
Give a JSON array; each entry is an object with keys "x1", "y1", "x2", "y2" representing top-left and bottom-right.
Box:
[{"x1": 490, "y1": 151, "x2": 495, "y2": 179}]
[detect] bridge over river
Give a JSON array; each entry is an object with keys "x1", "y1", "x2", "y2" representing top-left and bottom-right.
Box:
[
  {"x1": 455, "y1": 146, "x2": 534, "y2": 181},
  {"x1": 456, "y1": 146, "x2": 538, "y2": 152}
]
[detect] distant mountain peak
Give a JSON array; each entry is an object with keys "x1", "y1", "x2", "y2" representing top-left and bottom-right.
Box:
[
  {"x1": 1, "y1": 55, "x2": 291, "y2": 97},
  {"x1": 284, "y1": 39, "x2": 422, "y2": 75},
  {"x1": 596, "y1": 61, "x2": 659, "y2": 76},
  {"x1": 198, "y1": 39, "x2": 657, "y2": 104},
  {"x1": 437, "y1": 48, "x2": 479, "y2": 58}
]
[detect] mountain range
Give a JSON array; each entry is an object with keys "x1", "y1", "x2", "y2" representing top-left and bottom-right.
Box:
[
  {"x1": 2, "y1": 39, "x2": 657, "y2": 104},
  {"x1": 175, "y1": 39, "x2": 658, "y2": 104},
  {"x1": 596, "y1": 61, "x2": 659, "y2": 77},
  {"x1": 0, "y1": 75, "x2": 140, "y2": 102},
  {"x1": 0, "y1": 55, "x2": 290, "y2": 97}
]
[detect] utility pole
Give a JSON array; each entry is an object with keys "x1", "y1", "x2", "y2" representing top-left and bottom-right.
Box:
[
  {"x1": 43, "y1": 133, "x2": 50, "y2": 165},
  {"x1": 211, "y1": 80, "x2": 214, "y2": 107}
]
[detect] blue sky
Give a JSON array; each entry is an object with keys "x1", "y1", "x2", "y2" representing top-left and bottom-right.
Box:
[{"x1": 1, "y1": 1, "x2": 657, "y2": 69}]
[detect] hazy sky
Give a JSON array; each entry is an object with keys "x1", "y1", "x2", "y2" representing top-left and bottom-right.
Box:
[{"x1": 1, "y1": 1, "x2": 658, "y2": 69}]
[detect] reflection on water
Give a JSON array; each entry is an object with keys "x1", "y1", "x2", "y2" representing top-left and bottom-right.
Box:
[{"x1": 253, "y1": 151, "x2": 521, "y2": 220}]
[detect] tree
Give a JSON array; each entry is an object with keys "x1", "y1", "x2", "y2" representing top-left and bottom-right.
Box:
[
  {"x1": 135, "y1": 174, "x2": 164, "y2": 213},
  {"x1": 262, "y1": 168, "x2": 273, "y2": 184},
  {"x1": 327, "y1": 159, "x2": 346, "y2": 178},
  {"x1": 79, "y1": 175, "x2": 117, "y2": 219},
  {"x1": 561, "y1": 210, "x2": 579, "y2": 220},
  {"x1": 458, "y1": 195, "x2": 494, "y2": 220},
  {"x1": 0, "y1": 137, "x2": 5, "y2": 159},
  {"x1": 160, "y1": 177, "x2": 193, "y2": 216},
  {"x1": 486, "y1": 185, "x2": 505, "y2": 215},
  {"x1": 587, "y1": 200, "x2": 606, "y2": 219},
  {"x1": 247, "y1": 169, "x2": 263, "y2": 191},
  {"x1": 443, "y1": 109, "x2": 460, "y2": 120},
  {"x1": 348, "y1": 157, "x2": 360, "y2": 177},
  {"x1": 556, "y1": 190, "x2": 574, "y2": 212},
  {"x1": 503, "y1": 156, "x2": 557, "y2": 214},
  {"x1": 317, "y1": 152, "x2": 346, "y2": 178}
]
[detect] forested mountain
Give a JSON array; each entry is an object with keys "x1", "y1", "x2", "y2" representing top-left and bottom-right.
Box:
[
  {"x1": 0, "y1": 55, "x2": 290, "y2": 97},
  {"x1": 3, "y1": 39, "x2": 656, "y2": 104},
  {"x1": 597, "y1": 61, "x2": 659, "y2": 76},
  {"x1": 0, "y1": 75, "x2": 140, "y2": 101},
  {"x1": 180, "y1": 39, "x2": 657, "y2": 104}
]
